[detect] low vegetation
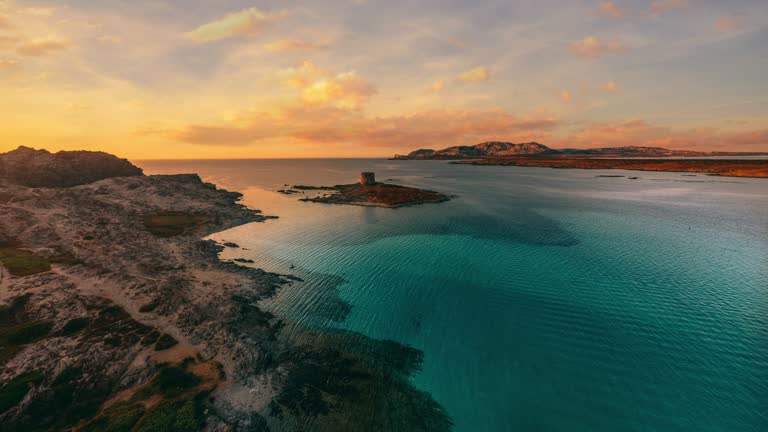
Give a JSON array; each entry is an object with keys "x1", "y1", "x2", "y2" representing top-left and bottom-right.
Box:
[
  {"x1": 154, "y1": 333, "x2": 179, "y2": 351},
  {"x1": 0, "y1": 370, "x2": 44, "y2": 414},
  {"x1": 0, "y1": 295, "x2": 53, "y2": 365},
  {"x1": 0, "y1": 243, "x2": 51, "y2": 276},
  {"x1": 142, "y1": 212, "x2": 210, "y2": 238}
]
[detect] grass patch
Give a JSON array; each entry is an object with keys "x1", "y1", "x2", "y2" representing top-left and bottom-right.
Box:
[
  {"x1": 142, "y1": 212, "x2": 210, "y2": 238},
  {"x1": 0, "y1": 245, "x2": 51, "y2": 276},
  {"x1": 154, "y1": 333, "x2": 178, "y2": 351},
  {"x1": 0, "y1": 370, "x2": 44, "y2": 414}
]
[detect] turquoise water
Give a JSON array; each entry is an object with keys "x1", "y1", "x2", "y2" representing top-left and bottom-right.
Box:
[{"x1": 142, "y1": 159, "x2": 768, "y2": 431}]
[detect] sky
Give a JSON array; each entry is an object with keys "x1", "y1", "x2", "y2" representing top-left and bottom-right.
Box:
[{"x1": 0, "y1": 0, "x2": 767, "y2": 159}]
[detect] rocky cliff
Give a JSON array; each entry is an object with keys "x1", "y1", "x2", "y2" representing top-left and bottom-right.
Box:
[{"x1": 0, "y1": 146, "x2": 143, "y2": 187}]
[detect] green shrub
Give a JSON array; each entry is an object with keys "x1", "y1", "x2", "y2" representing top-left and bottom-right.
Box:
[
  {"x1": 139, "y1": 299, "x2": 161, "y2": 313},
  {"x1": 0, "y1": 370, "x2": 44, "y2": 413},
  {"x1": 137, "y1": 398, "x2": 201, "y2": 432},
  {"x1": 61, "y1": 317, "x2": 90, "y2": 335},
  {"x1": 3, "y1": 320, "x2": 53, "y2": 345},
  {"x1": 154, "y1": 334, "x2": 178, "y2": 351}
]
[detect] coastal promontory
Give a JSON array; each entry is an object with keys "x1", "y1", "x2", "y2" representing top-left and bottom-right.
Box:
[{"x1": 0, "y1": 148, "x2": 451, "y2": 431}]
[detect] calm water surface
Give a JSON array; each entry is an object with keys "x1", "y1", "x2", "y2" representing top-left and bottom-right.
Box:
[{"x1": 141, "y1": 159, "x2": 768, "y2": 432}]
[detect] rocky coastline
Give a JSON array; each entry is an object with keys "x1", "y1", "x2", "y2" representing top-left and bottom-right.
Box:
[
  {"x1": 0, "y1": 147, "x2": 451, "y2": 431},
  {"x1": 452, "y1": 157, "x2": 768, "y2": 178}
]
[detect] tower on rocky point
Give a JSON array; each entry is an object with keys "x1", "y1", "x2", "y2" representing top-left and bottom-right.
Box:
[{"x1": 360, "y1": 172, "x2": 376, "y2": 186}]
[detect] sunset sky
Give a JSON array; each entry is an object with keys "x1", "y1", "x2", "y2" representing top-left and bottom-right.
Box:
[{"x1": 1, "y1": 0, "x2": 767, "y2": 159}]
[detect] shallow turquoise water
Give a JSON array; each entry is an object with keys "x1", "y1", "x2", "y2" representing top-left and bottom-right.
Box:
[{"x1": 142, "y1": 159, "x2": 768, "y2": 431}]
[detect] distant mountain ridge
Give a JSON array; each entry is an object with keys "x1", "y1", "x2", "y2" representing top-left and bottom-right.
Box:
[
  {"x1": 395, "y1": 141, "x2": 557, "y2": 160},
  {"x1": 393, "y1": 142, "x2": 767, "y2": 160}
]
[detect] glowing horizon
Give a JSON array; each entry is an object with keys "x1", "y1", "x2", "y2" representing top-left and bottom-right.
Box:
[{"x1": 1, "y1": 0, "x2": 767, "y2": 159}]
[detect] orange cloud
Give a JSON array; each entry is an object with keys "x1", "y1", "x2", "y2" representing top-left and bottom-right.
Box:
[
  {"x1": 649, "y1": 0, "x2": 688, "y2": 16},
  {"x1": 184, "y1": 8, "x2": 283, "y2": 43},
  {"x1": 166, "y1": 106, "x2": 559, "y2": 149},
  {"x1": 560, "y1": 90, "x2": 572, "y2": 103},
  {"x1": 458, "y1": 66, "x2": 490, "y2": 82},
  {"x1": 429, "y1": 80, "x2": 445, "y2": 93},
  {"x1": 278, "y1": 61, "x2": 376, "y2": 110},
  {"x1": 263, "y1": 39, "x2": 327, "y2": 52},
  {"x1": 0, "y1": 59, "x2": 19, "y2": 72},
  {"x1": 569, "y1": 36, "x2": 625, "y2": 58},
  {"x1": 16, "y1": 38, "x2": 68, "y2": 56},
  {"x1": 0, "y1": 14, "x2": 13, "y2": 29},
  {"x1": 596, "y1": 2, "x2": 625, "y2": 18},
  {"x1": 557, "y1": 118, "x2": 768, "y2": 151},
  {"x1": 0, "y1": 34, "x2": 19, "y2": 48},
  {"x1": 602, "y1": 80, "x2": 619, "y2": 92},
  {"x1": 715, "y1": 16, "x2": 740, "y2": 32}
]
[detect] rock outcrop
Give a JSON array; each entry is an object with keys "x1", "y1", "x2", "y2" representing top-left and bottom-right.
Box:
[{"x1": 0, "y1": 146, "x2": 143, "y2": 187}]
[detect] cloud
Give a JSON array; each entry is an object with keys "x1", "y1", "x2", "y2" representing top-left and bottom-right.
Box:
[
  {"x1": 714, "y1": 16, "x2": 740, "y2": 32},
  {"x1": 458, "y1": 66, "x2": 490, "y2": 82},
  {"x1": 16, "y1": 38, "x2": 68, "y2": 56},
  {"x1": 0, "y1": 59, "x2": 18, "y2": 72},
  {"x1": 557, "y1": 118, "x2": 768, "y2": 151},
  {"x1": 0, "y1": 14, "x2": 12, "y2": 29},
  {"x1": 596, "y1": 2, "x2": 625, "y2": 18},
  {"x1": 602, "y1": 80, "x2": 619, "y2": 92},
  {"x1": 649, "y1": 0, "x2": 688, "y2": 16},
  {"x1": 278, "y1": 60, "x2": 376, "y2": 110},
  {"x1": 164, "y1": 106, "x2": 559, "y2": 148},
  {"x1": 429, "y1": 80, "x2": 445, "y2": 93},
  {"x1": 184, "y1": 8, "x2": 283, "y2": 43},
  {"x1": 560, "y1": 90, "x2": 572, "y2": 103},
  {"x1": 22, "y1": 7, "x2": 55, "y2": 16},
  {"x1": 263, "y1": 39, "x2": 327, "y2": 52},
  {"x1": 0, "y1": 34, "x2": 19, "y2": 48},
  {"x1": 569, "y1": 36, "x2": 625, "y2": 58},
  {"x1": 67, "y1": 103, "x2": 91, "y2": 111}
]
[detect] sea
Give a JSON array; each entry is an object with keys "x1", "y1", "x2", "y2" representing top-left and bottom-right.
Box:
[{"x1": 141, "y1": 159, "x2": 768, "y2": 432}]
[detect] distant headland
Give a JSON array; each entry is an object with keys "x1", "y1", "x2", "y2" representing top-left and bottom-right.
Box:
[
  {"x1": 392, "y1": 142, "x2": 768, "y2": 178},
  {"x1": 392, "y1": 142, "x2": 768, "y2": 160}
]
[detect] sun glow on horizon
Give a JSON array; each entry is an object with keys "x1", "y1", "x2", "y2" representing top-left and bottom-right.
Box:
[{"x1": 0, "y1": 0, "x2": 767, "y2": 159}]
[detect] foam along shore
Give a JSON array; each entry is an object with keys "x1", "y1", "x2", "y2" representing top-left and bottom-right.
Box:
[
  {"x1": 0, "y1": 147, "x2": 452, "y2": 431},
  {"x1": 452, "y1": 158, "x2": 768, "y2": 178}
]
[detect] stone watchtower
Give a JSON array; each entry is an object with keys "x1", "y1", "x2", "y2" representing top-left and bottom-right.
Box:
[{"x1": 360, "y1": 172, "x2": 376, "y2": 186}]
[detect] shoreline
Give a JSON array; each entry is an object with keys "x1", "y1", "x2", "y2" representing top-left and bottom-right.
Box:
[
  {"x1": 0, "y1": 172, "x2": 452, "y2": 431},
  {"x1": 450, "y1": 158, "x2": 768, "y2": 178}
]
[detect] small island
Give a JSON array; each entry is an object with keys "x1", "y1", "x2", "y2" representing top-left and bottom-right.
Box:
[{"x1": 297, "y1": 172, "x2": 450, "y2": 208}]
